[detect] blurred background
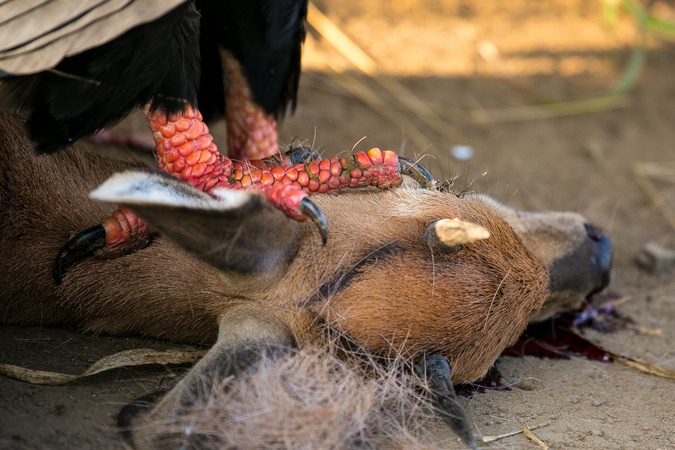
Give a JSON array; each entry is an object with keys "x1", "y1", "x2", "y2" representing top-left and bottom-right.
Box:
[{"x1": 274, "y1": 0, "x2": 675, "y2": 273}]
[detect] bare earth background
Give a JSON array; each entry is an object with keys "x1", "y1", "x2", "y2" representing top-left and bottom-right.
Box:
[{"x1": 1, "y1": 0, "x2": 674, "y2": 448}]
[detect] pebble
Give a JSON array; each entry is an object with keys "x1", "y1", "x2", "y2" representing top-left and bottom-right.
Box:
[
  {"x1": 636, "y1": 241, "x2": 675, "y2": 273},
  {"x1": 517, "y1": 379, "x2": 535, "y2": 391},
  {"x1": 451, "y1": 145, "x2": 474, "y2": 161}
]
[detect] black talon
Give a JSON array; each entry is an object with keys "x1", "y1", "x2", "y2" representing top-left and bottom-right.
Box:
[
  {"x1": 299, "y1": 197, "x2": 328, "y2": 246},
  {"x1": 415, "y1": 355, "x2": 477, "y2": 450},
  {"x1": 53, "y1": 225, "x2": 106, "y2": 284},
  {"x1": 398, "y1": 157, "x2": 435, "y2": 189}
]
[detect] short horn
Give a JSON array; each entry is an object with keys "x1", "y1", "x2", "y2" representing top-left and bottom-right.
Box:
[{"x1": 425, "y1": 218, "x2": 491, "y2": 250}]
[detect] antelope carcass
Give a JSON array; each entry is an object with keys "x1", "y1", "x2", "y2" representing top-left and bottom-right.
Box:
[{"x1": 0, "y1": 111, "x2": 612, "y2": 448}]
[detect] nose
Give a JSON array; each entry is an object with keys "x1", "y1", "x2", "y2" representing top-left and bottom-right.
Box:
[{"x1": 584, "y1": 223, "x2": 613, "y2": 294}]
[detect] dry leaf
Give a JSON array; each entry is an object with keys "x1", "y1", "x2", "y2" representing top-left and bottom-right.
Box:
[{"x1": 0, "y1": 348, "x2": 206, "y2": 385}]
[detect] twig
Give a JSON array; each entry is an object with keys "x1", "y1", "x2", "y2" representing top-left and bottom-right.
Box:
[
  {"x1": 482, "y1": 422, "x2": 549, "y2": 443},
  {"x1": 523, "y1": 426, "x2": 549, "y2": 449}
]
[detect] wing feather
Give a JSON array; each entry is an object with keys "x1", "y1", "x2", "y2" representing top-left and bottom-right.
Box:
[{"x1": 0, "y1": 0, "x2": 187, "y2": 75}]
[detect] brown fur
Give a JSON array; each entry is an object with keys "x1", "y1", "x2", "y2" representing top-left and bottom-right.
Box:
[{"x1": 0, "y1": 110, "x2": 549, "y2": 384}]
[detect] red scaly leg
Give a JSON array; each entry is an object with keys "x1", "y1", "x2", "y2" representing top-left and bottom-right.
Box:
[
  {"x1": 221, "y1": 48, "x2": 279, "y2": 161},
  {"x1": 97, "y1": 105, "x2": 232, "y2": 260}
]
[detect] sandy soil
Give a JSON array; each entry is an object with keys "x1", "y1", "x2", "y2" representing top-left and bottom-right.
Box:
[{"x1": 1, "y1": 1, "x2": 674, "y2": 448}]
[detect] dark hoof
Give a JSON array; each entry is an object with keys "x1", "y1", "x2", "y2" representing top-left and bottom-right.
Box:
[
  {"x1": 53, "y1": 225, "x2": 106, "y2": 284},
  {"x1": 416, "y1": 355, "x2": 477, "y2": 450},
  {"x1": 299, "y1": 197, "x2": 328, "y2": 246},
  {"x1": 398, "y1": 157, "x2": 435, "y2": 189}
]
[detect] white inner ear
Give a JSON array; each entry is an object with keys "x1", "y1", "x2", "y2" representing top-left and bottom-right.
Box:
[
  {"x1": 209, "y1": 186, "x2": 254, "y2": 208},
  {"x1": 90, "y1": 170, "x2": 251, "y2": 210}
]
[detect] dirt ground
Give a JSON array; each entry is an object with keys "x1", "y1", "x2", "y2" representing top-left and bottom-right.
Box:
[{"x1": 1, "y1": 0, "x2": 674, "y2": 448}]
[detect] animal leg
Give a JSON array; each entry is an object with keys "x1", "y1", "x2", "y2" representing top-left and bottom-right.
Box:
[
  {"x1": 221, "y1": 48, "x2": 279, "y2": 161},
  {"x1": 416, "y1": 355, "x2": 477, "y2": 450},
  {"x1": 119, "y1": 304, "x2": 313, "y2": 448}
]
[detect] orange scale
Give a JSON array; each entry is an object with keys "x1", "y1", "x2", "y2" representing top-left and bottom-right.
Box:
[
  {"x1": 192, "y1": 163, "x2": 207, "y2": 178},
  {"x1": 318, "y1": 169, "x2": 331, "y2": 184},
  {"x1": 185, "y1": 151, "x2": 201, "y2": 166},
  {"x1": 330, "y1": 161, "x2": 342, "y2": 177},
  {"x1": 356, "y1": 151, "x2": 372, "y2": 169},
  {"x1": 178, "y1": 141, "x2": 196, "y2": 157},
  {"x1": 160, "y1": 123, "x2": 176, "y2": 138},
  {"x1": 297, "y1": 171, "x2": 310, "y2": 186},
  {"x1": 170, "y1": 133, "x2": 186, "y2": 147},
  {"x1": 367, "y1": 148, "x2": 383, "y2": 164},
  {"x1": 175, "y1": 118, "x2": 191, "y2": 132},
  {"x1": 319, "y1": 159, "x2": 331, "y2": 170},
  {"x1": 185, "y1": 121, "x2": 203, "y2": 140},
  {"x1": 308, "y1": 179, "x2": 320, "y2": 192}
]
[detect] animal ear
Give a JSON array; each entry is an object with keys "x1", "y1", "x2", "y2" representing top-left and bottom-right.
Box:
[
  {"x1": 424, "y1": 218, "x2": 490, "y2": 253},
  {"x1": 90, "y1": 169, "x2": 303, "y2": 276}
]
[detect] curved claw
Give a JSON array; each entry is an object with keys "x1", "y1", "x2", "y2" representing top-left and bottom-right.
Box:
[
  {"x1": 299, "y1": 197, "x2": 328, "y2": 246},
  {"x1": 53, "y1": 225, "x2": 107, "y2": 284},
  {"x1": 398, "y1": 157, "x2": 435, "y2": 189}
]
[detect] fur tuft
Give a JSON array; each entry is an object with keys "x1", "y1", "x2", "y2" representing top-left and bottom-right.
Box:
[{"x1": 122, "y1": 342, "x2": 450, "y2": 449}]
